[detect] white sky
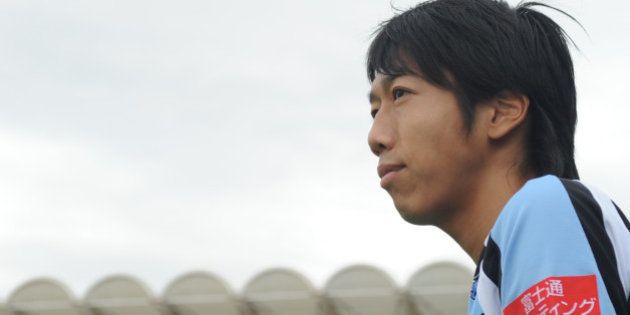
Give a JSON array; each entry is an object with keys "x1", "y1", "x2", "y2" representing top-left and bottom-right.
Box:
[{"x1": 0, "y1": 0, "x2": 628, "y2": 299}]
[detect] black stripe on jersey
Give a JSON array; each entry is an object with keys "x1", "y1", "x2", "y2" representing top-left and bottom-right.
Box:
[
  {"x1": 471, "y1": 247, "x2": 484, "y2": 301},
  {"x1": 561, "y1": 179, "x2": 629, "y2": 315},
  {"x1": 613, "y1": 201, "x2": 630, "y2": 232},
  {"x1": 482, "y1": 236, "x2": 502, "y2": 289},
  {"x1": 613, "y1": 202, "x2": 630, "y2": 308}
]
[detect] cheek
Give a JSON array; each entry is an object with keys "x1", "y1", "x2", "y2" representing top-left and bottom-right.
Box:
[
  {"x1": 403, "y1": 119, "x2": 457, "y2": 176},
  {"x1": 398, "y1": 122, "x2": 471, "y2": 205}
]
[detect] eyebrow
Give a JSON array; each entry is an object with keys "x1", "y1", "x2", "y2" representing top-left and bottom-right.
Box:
[
  {"x1": 368, "y1": 74, "x2": 400, "y2": 104},
  {"x1": 368, "y1": 91, "x2": 380, "y2": 104}
]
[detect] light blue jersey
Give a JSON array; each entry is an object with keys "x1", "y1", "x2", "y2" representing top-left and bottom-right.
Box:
[{"x1": 468, "y1": 175, "x2": 630, "y2": 315}]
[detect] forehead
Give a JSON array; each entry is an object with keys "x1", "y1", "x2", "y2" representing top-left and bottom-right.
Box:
[{"x1": 371, "y1": 73, "x2": 397, "y2": 88}]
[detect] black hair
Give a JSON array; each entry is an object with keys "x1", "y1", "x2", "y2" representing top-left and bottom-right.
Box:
[{"x1": 367, "y1": 0, "x2": 580, "y2": 179}]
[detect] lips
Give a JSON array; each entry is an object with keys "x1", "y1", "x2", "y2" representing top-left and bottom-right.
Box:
[{"x1": 377, "y1": 163, "x2": 405, "y2": 179}]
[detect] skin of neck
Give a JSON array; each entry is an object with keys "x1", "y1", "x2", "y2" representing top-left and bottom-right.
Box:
[{"x1": 439, "y1": 128, "x2": 534, "y2": 262}]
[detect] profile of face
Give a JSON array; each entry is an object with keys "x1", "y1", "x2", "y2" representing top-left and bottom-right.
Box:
[{"x1": 368, "y1": 73, "x2": 487, "y2": 226}]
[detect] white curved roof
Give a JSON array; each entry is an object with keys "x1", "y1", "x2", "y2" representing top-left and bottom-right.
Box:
[
  {"x1": 406, "y1": 261, "x2": 473, "y2": 315},
  {"x1": 324, "y1": 264, "x2": 409, "y2": 315},
  {"x1": 243, "y1": 267, "x2": 321, "y2": 315},
  {"x1": 84, "y1": 274, "x2": 165, "y2": 315},
  {"x1": 7, "y1": 278, "x2": 83, "y2": 315},
  {"x1": 163, "y1": 271, "x2": 243, "y2": 315}
]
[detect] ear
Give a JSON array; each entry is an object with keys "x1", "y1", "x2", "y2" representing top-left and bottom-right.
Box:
[{"x1": 486, "y1": 91, "x2": 529, "y2": 140}]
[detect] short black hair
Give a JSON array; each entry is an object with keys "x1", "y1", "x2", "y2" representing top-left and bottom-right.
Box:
[{"x1": 367, "y1": 0, "x2": 580, "y2": 179}]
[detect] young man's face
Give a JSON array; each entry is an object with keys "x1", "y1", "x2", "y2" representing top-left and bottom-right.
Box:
[{"x1": 368, "y1": 72, "x2": 486, "y2": 225}]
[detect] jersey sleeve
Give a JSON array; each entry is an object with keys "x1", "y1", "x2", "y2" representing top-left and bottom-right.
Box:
[{"x1": 484, "y1": 175, "x2": 628, "y2": 315}]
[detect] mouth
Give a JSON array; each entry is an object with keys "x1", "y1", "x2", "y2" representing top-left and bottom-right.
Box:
[{"x1": 377, "y1": 163, "x2": 405, "y2": 187}]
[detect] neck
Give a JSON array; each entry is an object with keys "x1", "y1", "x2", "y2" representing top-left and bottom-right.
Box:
[{"x1": 439, "y1": 165, "x2": 532, "y2": 262}]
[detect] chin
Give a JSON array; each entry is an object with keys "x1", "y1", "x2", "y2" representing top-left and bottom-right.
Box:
[
  {"x1": 388, "y1": 189, "x2": 442, "y2": 225},
  {"x1": 394, "y1": 201, "x2": 436, "y2": 226}
]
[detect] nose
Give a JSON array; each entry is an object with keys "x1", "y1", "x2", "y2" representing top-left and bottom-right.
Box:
[{"x1": 368, "y1": 111, "x2": 395, "y2": 157}]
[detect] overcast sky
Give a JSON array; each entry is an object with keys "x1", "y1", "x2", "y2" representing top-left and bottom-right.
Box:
[{"x1": 0, "y1": 0, "x2": 628, "y2": 299}]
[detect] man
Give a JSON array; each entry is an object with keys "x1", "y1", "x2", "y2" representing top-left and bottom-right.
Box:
[{"x1": 366, "y1": 0, "x2": 630, "y2": 314}]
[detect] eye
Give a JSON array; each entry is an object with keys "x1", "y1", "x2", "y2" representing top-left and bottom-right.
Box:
[
  {"x1": 371, "y1": 108, "x2": 378, "y2": 119},
  {"x1": 393, "y1": 88, "x2": 408, "y2": 100}
]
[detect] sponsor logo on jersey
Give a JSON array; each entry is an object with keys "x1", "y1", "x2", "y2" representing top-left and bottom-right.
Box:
[{"x1": 504, "y1": 275, "x2": 600, "y2": 315}]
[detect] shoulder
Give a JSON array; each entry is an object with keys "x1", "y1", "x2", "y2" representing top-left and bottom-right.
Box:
[
  {"x1": 490, "y1": 175, "x2": 577, "y2": 245},
  {"x1": 489, "y1": 174, "x2": 628, "y2": 262},
  {"x1": 485, "y1": 175, "x2": 630, "y2": 314},
  {"x1": 490, "y1": 174, "x2": 629, "y2": 249}
]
